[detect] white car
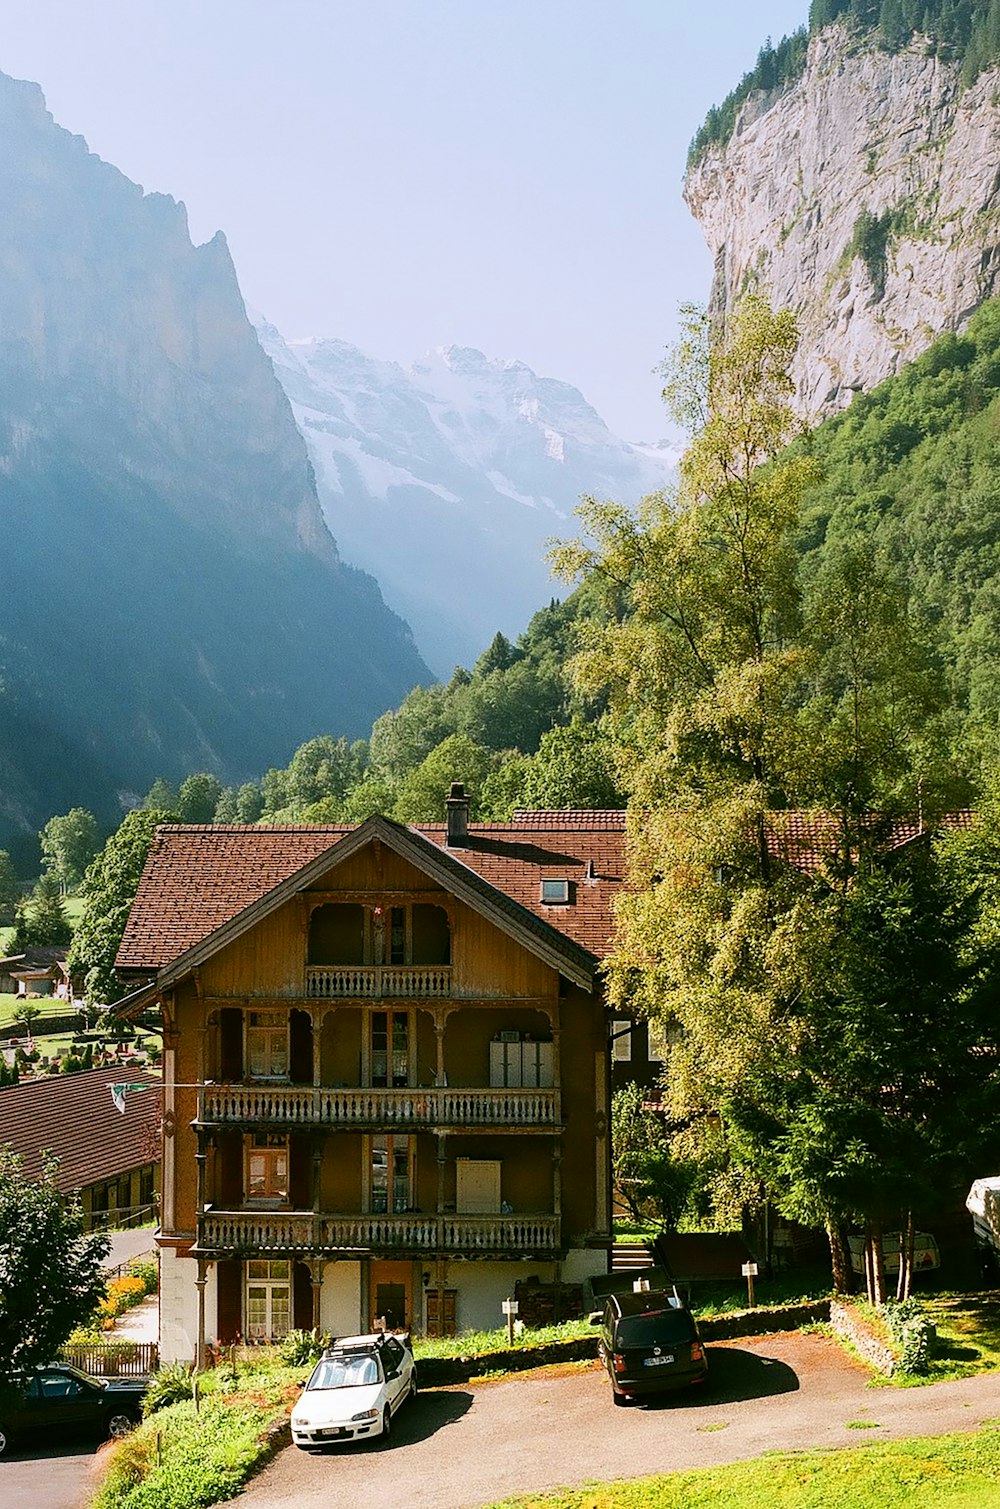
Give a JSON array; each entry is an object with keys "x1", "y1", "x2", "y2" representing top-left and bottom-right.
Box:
[{"x1": 291, "y1": 1333, "x2": 416, "y2": 1448}]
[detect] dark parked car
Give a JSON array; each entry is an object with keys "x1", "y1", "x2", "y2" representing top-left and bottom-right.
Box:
[
  {"x1": 595, "y1": 1289, "x2": 708, "y2": 1405},
  {"x1": 0, "y1": 1363, "x2": 147, "y2": 1456}
]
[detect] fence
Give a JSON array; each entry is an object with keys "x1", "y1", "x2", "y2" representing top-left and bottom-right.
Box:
[{"x1": 60, "y1": 1341, "x2": 159, "y2": 1378}]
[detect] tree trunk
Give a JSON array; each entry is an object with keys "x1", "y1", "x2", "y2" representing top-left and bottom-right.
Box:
[
  {"x1": 826, "y1": 1216, "x2": 855, "y2": 1294},
  {"x1": 866, "y1": 1222, "x2": 887, "y2": 1307},
  {"x1": 897, "y1": 1210, "x2": 915, "y2": 1302}
]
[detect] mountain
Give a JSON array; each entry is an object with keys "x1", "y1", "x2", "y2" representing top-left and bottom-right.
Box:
[
  {"x1": 685, "y1": 15, "x2": 1000, "y2": 419},
  {"x1": 254, "y1": 320, "x2": 675, "y2": 674},
  {"x1": 0, "y1": 71, "x2": 428, "y2": 855}
]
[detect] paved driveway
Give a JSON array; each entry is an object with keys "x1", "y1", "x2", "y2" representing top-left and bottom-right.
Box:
[
  {"x1": 0, "y1": 1439, "x2": 99, "y2": 1509},
  {"x1": 226, "y1": 1333, "x2": 1000, "y2": 1509}
]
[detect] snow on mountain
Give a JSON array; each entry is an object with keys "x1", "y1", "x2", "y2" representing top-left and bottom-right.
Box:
[{"x1": 254, "y1": 317, "x2": 675, "y2": 673}]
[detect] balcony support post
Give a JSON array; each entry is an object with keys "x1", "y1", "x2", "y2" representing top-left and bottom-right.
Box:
[
  {"x1": 435, "y1": 1016, "x2": 446, "y2": 1087},
  {"x1": 436, "y1": 1131, "x2": 447, "y2": 1252},
  {"x1": 195, "y1": 1256, "x2": 211, "y2": 1372},
  {"x1": 306, "y1": 1258, "x2": 326, "y2": 1330},
  {"x1": 311, "y1": 1010, "x2": 322, "y2": 1088}
]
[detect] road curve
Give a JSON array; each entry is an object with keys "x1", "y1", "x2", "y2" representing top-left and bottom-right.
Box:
[{"x1": 224, "y1": 1333, "x2": 1000, "y2": 1509}]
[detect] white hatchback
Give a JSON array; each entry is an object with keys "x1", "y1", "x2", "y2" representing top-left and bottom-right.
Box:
[{"x1": 291, "y1": 1333, "x2": 416, "y2": 1449}]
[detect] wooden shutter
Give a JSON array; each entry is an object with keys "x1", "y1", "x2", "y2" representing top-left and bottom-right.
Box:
[
  {"x1": 293, "y1": 1261, "x2": 313, "y2": 1331},
  {"x1": 216, "y1": 1130, "x2": 243, "y2": 1207},
  {"x1": 219, "y1": 1008, "x2": 243, "y2": 1080},
  {"x1": 289, "y1": 1009, "x2": 312, "y2": 1085},
  {"x1": 216, "y1": 1258, "x2": 242, "y2": 1344},
  {"x1": 289, "y1": 1133, "x2": 312, "y2": 1209}
]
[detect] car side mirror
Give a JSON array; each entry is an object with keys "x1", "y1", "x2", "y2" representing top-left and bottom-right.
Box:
[
  {"x1": 297, "y1": 1380, "x2": 306, "y2": 1388},
  {"x1": 386, "y1": 1368, "x2": 399, "y2": 1380}
]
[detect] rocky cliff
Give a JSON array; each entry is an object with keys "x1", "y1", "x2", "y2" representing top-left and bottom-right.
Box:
[
  {"x1": 685, "y1": 24, "x2": 1000, "y2": 418},
  {"x1": 0, "y1": 71, "x2": 427, "y2": 852}
]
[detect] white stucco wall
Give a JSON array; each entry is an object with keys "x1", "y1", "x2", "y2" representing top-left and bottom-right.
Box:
[
  {"x1": 319, "y1": 1260, "x2": 362, "y2": 1336},
  {"x1": 158, "y1": 1245, "x2": 202, "y2": 1363}
]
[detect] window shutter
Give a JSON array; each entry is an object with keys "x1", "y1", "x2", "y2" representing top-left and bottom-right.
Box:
[
  {"x1": 289, "y1": 1009, "x2": 312, "y2": 1085},
  {"x1": 219, "y1": 1008, "x2": 243, "y2": 1080},
  {"x1": 293, "y1": 1260, "x2": 313, "y2": 1331},
  {"x1": 216, "y1": 1258, "x2": 242, "y2": 1344}
]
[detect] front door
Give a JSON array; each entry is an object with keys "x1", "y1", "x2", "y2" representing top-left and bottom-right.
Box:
[{"x1": 370, "y1": 1259, "x2": 412, "y2": 1331}]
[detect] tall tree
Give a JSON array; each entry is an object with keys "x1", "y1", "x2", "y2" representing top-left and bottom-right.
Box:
[
  {"x1": 68, "y1": 807, "x2": 175, "y2": 1004},
  {"x1": 0, "y1": 1150, "x2": 109, "y2": 1408},
  {"x1": 0, "y1": 851, "x2": 20, "y2": 926},
  {"x1": 39, "y1": 808, "x2": 100, "y2": 893}
]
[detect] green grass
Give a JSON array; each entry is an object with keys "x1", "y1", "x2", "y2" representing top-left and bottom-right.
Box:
[
  {"x1": 484, "y1": 1426, "x2": 1000, "y2": 1508},
  {"x1": 916, "y1": 1293, "x2": 1000, "y2": 1384},
  {"x1": 413, "y1": 1317, "x2": 594, "y2": 1360},
  {"x1": 92, "y1": 1360, "x2": 300, "y2": 1509}
]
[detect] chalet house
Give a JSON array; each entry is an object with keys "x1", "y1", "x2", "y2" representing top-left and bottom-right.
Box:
[
  {"x1": 116, "y1": 797, "x2": 628, "y2": 1361},
  {"x1": 0, "y1": 1066, "x2": 160, "y2": 1230},
  {"x1": 0, "y1": 947, "x2": 75, "y2": 1000}
]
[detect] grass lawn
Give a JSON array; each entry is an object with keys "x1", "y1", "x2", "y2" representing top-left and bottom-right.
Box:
[{"x1": 485, "y1": 1427, "x2": 1000, "y2": 1508}]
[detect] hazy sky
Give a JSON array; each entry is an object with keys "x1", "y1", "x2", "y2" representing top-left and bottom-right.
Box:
[{"x1": 2, "y1": 0, "x2": 808, "y2": 440}]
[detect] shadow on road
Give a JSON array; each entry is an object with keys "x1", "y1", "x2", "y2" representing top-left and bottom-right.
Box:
[
  {"x1": 2, "y1": 1435, "x2": 99, "y2": 1462},
  {"x1": 635, "y1": 1346, "x2": 799, "y2": 1410},
  {"x1": 313, "y1": 1389, "x2": 473, "y2": 1453}
]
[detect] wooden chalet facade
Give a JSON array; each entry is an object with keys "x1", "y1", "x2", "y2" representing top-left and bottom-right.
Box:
[{"x1": 117, "y1": 798, "x2": 627, "y2": 1361}]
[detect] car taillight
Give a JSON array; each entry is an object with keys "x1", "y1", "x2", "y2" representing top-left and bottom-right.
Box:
[
  {"x1": 613, "y1": 1354, "x2": 626, "y2": 1374},
  {"x1": 690, "y1": 1342, "x2": 705, "y2": 1362}
]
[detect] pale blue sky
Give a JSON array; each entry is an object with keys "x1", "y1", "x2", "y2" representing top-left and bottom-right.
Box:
[{"x1": 2, "y1": 1, "x2": 808, "y2": 439}]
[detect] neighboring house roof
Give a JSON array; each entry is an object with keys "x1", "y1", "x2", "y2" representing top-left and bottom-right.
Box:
[
  {"x1": 0, "y1": 1066, "x2": 161, "y2": 1195},
  {"x1": 0, "y1": 948, "x2": 69, "y2": 971},
  {"x1": 117, "y1": 815, "x2": 625, "y2": 991}
]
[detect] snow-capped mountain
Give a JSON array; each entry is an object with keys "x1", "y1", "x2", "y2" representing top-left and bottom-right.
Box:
[{"x1": 255, "y1": 318, "x2": 675, "y2": 673}]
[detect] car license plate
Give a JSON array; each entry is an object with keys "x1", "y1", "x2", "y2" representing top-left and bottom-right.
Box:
[
  {"x1": 319, "y1": 1427, "x2": 346, "y2": 1437},
  {"x1": 643, "y1": 1355, "x2": 674, "y2": 1367}
]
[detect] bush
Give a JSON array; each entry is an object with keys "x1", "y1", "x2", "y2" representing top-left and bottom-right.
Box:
[
  {"x1": 99, "y1": 1275, "x2": 146, "y2": 1321},
  {"x1": 142, "y1": 1362, "x2": 195, "y2": 1417},
  {"x1": 125, "y1": 1257, "x2": 159, "y2": 1295},
  {"x1": 882, "y1": 1297, "x2": 935, "y2": 1375},
  {"x1": 278, "y1": 1328, "x2": 327, "y2": 1367}
]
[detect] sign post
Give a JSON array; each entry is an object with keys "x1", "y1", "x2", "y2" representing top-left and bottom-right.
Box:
[
  {"x1": 501, "y1": 1296, "x2": 519, "y2": 1345},
  {"x1": 741, "y1": 1261, "x2": 758, "y2": 1309}
]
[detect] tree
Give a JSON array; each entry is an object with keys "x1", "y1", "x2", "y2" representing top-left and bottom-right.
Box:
[
  {"x1": 39, "y1": 809, "x2": 100, "y2": 893},
  {"x1": 0, "y1": 1149, "x2": 109, "y2": 1407},
  {"x1": 9, "y1": 873, "x2": 73, "y2": 950},
  {"x1": 177, "y1": 774, "x2": 223, "y2": 825},
  {"x1": 142, "y1": 777, "x2": 176, "y2": 811},
  {"x1": 0, "y1": 851, "x2": 20, "y2": 926},
  {"x1": 611, "y1": 1084, "x2": 698, "y2": 1228},
  {"x1": 68, "y1": 808, "x2": 175, "y2": 1005},
  {"x1": 16, "y1": 1003, "x2": 41, "y2": 1038},
  {"x1": 555, "y1": 295, "x2": 964, "y2": 1289},
  {"x1": 392, "y1": 734, "x2": 498, "y2": 823}
]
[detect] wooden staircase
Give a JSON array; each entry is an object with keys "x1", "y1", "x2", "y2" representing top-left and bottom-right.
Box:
[{"x1": 610, "y1": 1240, "x2": 654, "y2": 1273}]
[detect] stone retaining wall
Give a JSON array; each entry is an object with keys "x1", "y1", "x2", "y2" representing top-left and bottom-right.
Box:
[{"x1": 829, "y1": 1299, "x2": 896, "y2": 1375}]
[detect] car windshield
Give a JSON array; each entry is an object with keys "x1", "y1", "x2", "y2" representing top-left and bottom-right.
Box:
[
  {"x1": 615, "y1": 1310, "x2": 696, "y2": 1348},
  {"x1": 308, "y1": 1355, "x2": 382, "y2": 1389}
]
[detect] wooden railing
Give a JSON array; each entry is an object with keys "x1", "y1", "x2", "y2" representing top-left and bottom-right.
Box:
[
  {"x1": 198, "y1": 1209, "x2": 560, "y2": 1256},
  {"x1": 305, "y1": 965, "x2": 452, "y2": 998},
  {"x1": 60, "y1": 1341, "x2": 160, "y2": 1378},
  {"x1": 200, "y1": 1084, "x2": 559, "y2": 1129}
]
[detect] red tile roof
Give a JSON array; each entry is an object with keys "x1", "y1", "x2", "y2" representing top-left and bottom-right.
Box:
[
  {"x1": 117, "y1": 819, "x2": 628, "y2": 973},
  {"x1": 0, "y1": 1067, "x2": 161, "y2": 1194}
]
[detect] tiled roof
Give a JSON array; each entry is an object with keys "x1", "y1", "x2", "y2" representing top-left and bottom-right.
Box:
[
  {"x1": 0, "y1": 1067, "x2": 161, "y2": 1194},
  {"x1": 766, "y1": 810, "x2": 975, "y2": 873},
  {"x1": 116, "y1": 818, "x2": 628, "y2": 973}
]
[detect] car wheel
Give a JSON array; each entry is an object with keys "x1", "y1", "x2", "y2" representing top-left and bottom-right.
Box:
[
  {"x1": 0, "y1": 1425, "x2": 12, "y2": 1456},
  {"x1": 612, "y1": 1387, "x2": 628, "y2": 1407},
  {"x1": 381, "y1": 1405, "x2": 392, "y2": 1442},
  {"x1": 107, "y1": 1412, "x2": 135, "y2": 1440},
  {"x1": 409, "y1": 1373, "x2": 418, "y2": 1401}
]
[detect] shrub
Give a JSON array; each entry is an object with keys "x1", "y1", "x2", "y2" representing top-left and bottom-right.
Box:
[
  {"x1": 99, "y1": 1275, "x2": 147, "y2": 1320},
  {"x1": 125, "y1": 1257, "x2": 159, "y2": 1295},
  {"x1": 142, "y1": 1362, "x2": 195, "y2": 1417},
  {"x1": 882, "y1": 1297, "x2": 934, "y2": 1375},
  {"x1": 278, "y1": 1328, "x2": 327, "y2": 1367}
]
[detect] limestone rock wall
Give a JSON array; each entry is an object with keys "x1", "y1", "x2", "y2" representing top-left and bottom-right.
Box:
[{"x1": 684, "y1": 25, "x2": 1000, "y2": 418}]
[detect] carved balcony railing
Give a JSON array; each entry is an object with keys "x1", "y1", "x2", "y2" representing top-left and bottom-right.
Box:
[
  {"x1": 199, "y1": 1084, "x2": 560, "y2": 1130},
  {"x1": 305, "y1": 965, "x2": 452, "y2": 999},
  {"x1": 197, "y1": 1208, "x2": 560, "y2": 1256}
]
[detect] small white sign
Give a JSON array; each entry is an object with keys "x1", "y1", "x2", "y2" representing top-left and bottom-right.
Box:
[
  {"x1": 501, "y1": 1299, "x2": 519, "y2": 1315},
  {"x1": 741, "y1": 1262, "x2": 759, "y2": 1278}
]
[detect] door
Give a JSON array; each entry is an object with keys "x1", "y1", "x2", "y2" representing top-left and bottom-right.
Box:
[{"x1": 370, "y1": 1259, "x2": 412, "y2": 1331}]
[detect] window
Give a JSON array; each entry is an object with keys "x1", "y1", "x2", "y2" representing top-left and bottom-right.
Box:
[
  {"x1": 245, "y1": 1259, "x2": 291, "y2": 1341},
  {"x1": 371, "y1": 1010, "x2": 410, "y2": 1088},
  {"x1": 247, "y1": 1010, "x2": 288, "y2": 1080},
  {"x1": 540, "y1": 879, "x2": 571, "y2": 904},
  {"x1": 371, "y1": 1134, "x2": 412, "y2": 1213},
  {"x1": 612, "y1": 1020, "x2": 632, "y2": 1062},
  {"x1": 246, "y1": 1133, "x2": 289, "y2": 1205}
]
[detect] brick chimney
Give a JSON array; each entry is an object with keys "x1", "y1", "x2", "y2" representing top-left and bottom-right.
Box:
[{"x1": 445, "y1": 782, "x2": 469, "y2": 847}]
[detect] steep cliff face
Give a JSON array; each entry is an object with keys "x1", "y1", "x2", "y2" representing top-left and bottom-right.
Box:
[
  {"x1": 685, "y1": 25, "x2": 1000, "y2": 418},
  {"x1": 0, "y1": 71, "x2": 427, "y2": 850}
]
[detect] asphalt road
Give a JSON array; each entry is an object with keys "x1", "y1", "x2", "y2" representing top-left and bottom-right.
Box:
[
  {"x1": 225, "y1": 1333, "x2": 1000, "y2": 1509},
  {"x1": 0, "y1": 1438, "x2": 98, "y2": 1509}
]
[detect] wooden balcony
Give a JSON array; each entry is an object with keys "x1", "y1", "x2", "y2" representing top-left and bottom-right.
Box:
[
  {"x1": 197, "y1": 1208, "x2": 560, "y2": 1256},
  {"x1": 305, "y1": 965, "x2": 452, "y2": 999},
  {"x1": 199, "y1": 1084, "x2": 560, "y2": 1130}
]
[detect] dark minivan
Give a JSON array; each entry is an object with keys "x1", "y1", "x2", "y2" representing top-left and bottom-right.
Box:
[{"x1": 595, "y1": 1290, "x2": 708, "y2": 1404}]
